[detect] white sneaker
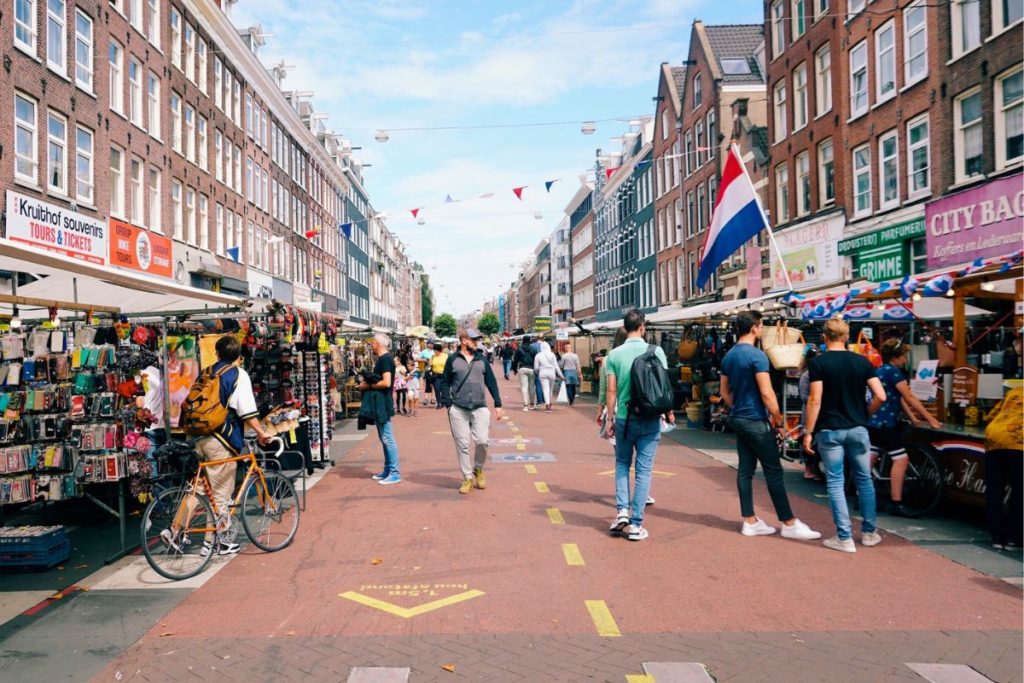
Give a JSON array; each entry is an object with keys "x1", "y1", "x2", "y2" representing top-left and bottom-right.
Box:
[
  {"x1": 627, "y1": 525, "x2": 649, "y2": 541},
  {"x1": 861, "y1": 531, "x2": 882, "y2": 547},
  {"x1": 608, "y1": 509, "x2": 629, "y2": 534},
  {"x1": 822, "y1": 536, "x2": 857, "y2": 553},
  {"x1": 523, "y1": 406, "x2": 529, "y2": 412},
  {"x1": 780, "y1": 519, "x2": 822, "y2": 541},
  {"x1": 741, "y1": 519, "x2": 777, "y2": 536},
  {"x1": 645, "y1": 496, "x2": 655, "y2": 506}
]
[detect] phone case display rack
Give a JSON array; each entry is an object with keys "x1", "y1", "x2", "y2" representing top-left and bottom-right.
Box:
[{"x1": 293, "y1": 348, "x2": 335, "y2": 466}]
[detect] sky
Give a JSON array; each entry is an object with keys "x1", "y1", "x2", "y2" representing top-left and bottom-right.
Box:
[{"x1": 233, "y1": 0, "x2": 763, "y2": 319}]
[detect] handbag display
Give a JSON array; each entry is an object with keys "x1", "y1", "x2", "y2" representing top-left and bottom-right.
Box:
[
  {"x1": 761, "y1": 320, "x2": 803, "y2": 351},
  {"x1": 848, "y1": 331, "x2": 883, "y2": 368},
  {"x1": 677, "y1": 335, "x2": 699, "y2": 361},
  {"x1": 765, "y1": 328, "x2": 807, "y2": 370}
]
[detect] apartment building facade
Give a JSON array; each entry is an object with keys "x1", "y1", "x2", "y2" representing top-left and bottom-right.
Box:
[
  {"x1": 567, "y1": 186, "x2": 595, "y2": 322},
  {"x1": 652, "y1": 63, "x2": 686, "y2": 308},
  {"x1": 550, "y1": 218, "x2": 572, "y2": 324}
]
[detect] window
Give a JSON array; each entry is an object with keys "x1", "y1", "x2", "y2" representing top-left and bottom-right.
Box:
[
  {"x1": 215, "y1": 204, "x2": 224, "y2": 255},
  {"x1": 46, "y1": 0, "x2": 66, "y2": 73},
  {"x1": 146, "y1": 71, "x2": 159, "y2": 137},
  {"x1": 996, "y1": 67, "x2": 1024, "y2": 169},
  {"x1": 815, "y1": 44, "x2": 831, "y2": 116},
  {"x1": 246, "y1": 158, "x2": 254, "y2": 202},
  {"x1": 907, "y1": 115, "x2": 930, "y2": 196},
  {"x1": 170, "y1": 92, "x2": 182, "y2": 152},
  {"x1": 879, "y1": 130, "x2": 899, "y2": 209},
  {"x1": 994, "y1": 0, "x2": 1024, "y2": 31},
  {"x1": 15, "y1": 0, "x2": 37, "y2": 53},
  {"x1": 184, "y1": 105, "x2": 195, "y2": 162},
  {"x1": 771, "y1": 1, "x2": 786, "y2": 58},
  {"x1": 814, "y1": 0, "x2": 828, "y2": 21},
  {"x1": 853, "y1": 144, "x2": 871, "y2": 216},
  {"x1": 170, "y1": 8, "x2": 181, "y2": 68},
  {"x1": 875, "y1": 21, "x2": 896, "y2": 102},
  {"x1": 849, "y1": 41, "x2": 868, "y2": 118},
  {"x1": 75, "y1": 125, "x2": 93, "y2": 202},
  {"x1": 171, "y1": 181, "x2": 183, "y2": 239},
  {"x1": 184, "y1": 24, "x2": 195, "y2": 79},
  {"x1": 955, "y1": 89, "x2": 984, "y2": 181},
  {"x1": 684, "y1": 131, "x2": 693, "y2": 176},
  {"x1": 695, "y1": 122, "x2": 704, "y2": 167},
  {"x1": 110, "y1": 147, "x2": 125, "y2": 218},
  {"x1": 773, "y1": 80, "x2": 787, "y2": 142},
  {"x1": 148, "y1": 168, "x2": 161, "y2": 232},
  {"x1": 849, "y1": 0, "x2": 865, "y2": 14},
  {"x1": 214, "y1": 59, "x2": 223, "y2": 110},
  {"x1": 686, "y1": 191, "x2": 695, "y2": 237},
  {"x1": 706, "y1": 110, "x2": 716, "y2": 158},
  {"x1": 214, "y1": 130, "x2": 223, "y2": 181},
  {"x1": 234, "y1": 145, "x2": 242, "y2": 191},
  {"x1": 232, "y1": 81, "x2": 241, "y2": 127},
  {"x1": 707, "y1": 177, "x2": 717, "y2": 217},
  {"x1": 128, "y1": 58, "x2": 143, "y2": 126},
  {"x1": 197, "y1": 38, "x2": 207, "y2": 93},
  {"x1": 129, "y1": 157, "x2": 143, "y2": 224},
  {"x1": 108, "y1": 40, "x2": 124, "y2": 113},
  {"x1": 245, "y1": 94, "x2": 253, "y2": 136},
  {"x1": 795, "y1": 151, "x2": 810, "y2": 216},
  {"x1": 185, "y1": 188, "x2": 196, "y2": 244},
  {"x1": 15, "y1": 94, "x2": 37, "y2": 183},
  {"x1": 693, "y1": 74, "x2": 702, "y2": 109},
  {"x1": 129, "y1": 0, "x2": 143, "y2": 32},
  {"x1": 818, "y1": 138, "x2": 835, "y2": 205},
  {"x1": 197, "y1": 116, "x2": 207, "y2": 170},
  {"x1": 952, "y1": 0, "x2": 981, "y2": 58},
  {"x1": 904, "y1": 2, "x2": 927, "y2": 85},
  {"x1": 793, "y1": 63, "x2": 808, "y2": 130},
  {"x1": 46, "y1": 111, "x2": 67, "y2": 194},
  {"x1": 792, "y1": 0, "x2": 805, "y2": 38},
  {"x1": 774, "y1": 164, "x2": 789, "y2": 223},
  {"x1": 146, "y1": 0, "x2": 159, "y2": 48},
  {"x1": 199, "y1": 195, "x2": 209, "y2": 250},
  {"x1": 73, "y1": 10, "x2": 93, "y2": 90}
]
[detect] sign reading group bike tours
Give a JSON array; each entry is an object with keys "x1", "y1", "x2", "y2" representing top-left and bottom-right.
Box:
[{"x1": 5, "y1": 190, "x2": 108, "y2": 265}]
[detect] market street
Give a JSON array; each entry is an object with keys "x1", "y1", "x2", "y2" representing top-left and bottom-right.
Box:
[{"x1": 0, "y1": 374, "x2": 1019, "y2": 683}]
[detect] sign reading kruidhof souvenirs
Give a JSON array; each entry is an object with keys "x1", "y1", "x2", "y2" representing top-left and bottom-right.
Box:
[{"x1": 5, "y1": 190, "x2": 108, "y2": 265}]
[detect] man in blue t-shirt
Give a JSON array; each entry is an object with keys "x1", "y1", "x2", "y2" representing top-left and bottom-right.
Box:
[{"x1": 720, "y1": 311, "x2": 820, "y2": 541}]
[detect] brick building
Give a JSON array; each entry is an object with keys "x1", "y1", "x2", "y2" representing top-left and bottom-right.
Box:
[
  {"x1": 652, "y1": 62, "x2": 686, "y2": 308},
  {"x1": 567, "y1": 185, "x2": 595, "y2": 322}
]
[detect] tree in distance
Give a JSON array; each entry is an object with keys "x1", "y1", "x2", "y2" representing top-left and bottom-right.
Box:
[
  {"x1": 433, "y1": 313, "x2": 457, "y2": 338},
  {"x1": 477, "y1": 312, "x2": 500, "y2": 336}
]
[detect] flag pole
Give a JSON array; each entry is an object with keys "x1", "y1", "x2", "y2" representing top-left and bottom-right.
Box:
[{"x1": 730, "y1": 143, "x2": 794, "y2": 293}]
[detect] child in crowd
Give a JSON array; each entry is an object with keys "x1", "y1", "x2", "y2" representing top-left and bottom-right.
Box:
[
  {"x1": 406, "y1": 370, "x2": 421, "y2": 416},
  {"x1": 394, "y1": 364, "x2": 409, "y2": 415}
]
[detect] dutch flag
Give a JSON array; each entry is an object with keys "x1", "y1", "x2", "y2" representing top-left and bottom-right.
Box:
[{"x1": 696, "y1": 144, "x2": 771, "y2": 289}]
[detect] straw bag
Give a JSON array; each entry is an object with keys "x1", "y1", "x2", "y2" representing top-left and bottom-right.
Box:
[
  {"x1": 761, "y1": 320, "x2": 802, "y2": 351},
  {"x1": 677, "y1": 335, "x2": 698, "y2": 361},
  {"x1": 765, "y1": 329, "x2": 806, "y2": 370},
  {"x1": 848, "y1": 331, "x2": 883, "y2": 368}
]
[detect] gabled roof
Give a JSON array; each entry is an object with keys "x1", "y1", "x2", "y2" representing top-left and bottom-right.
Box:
[
  {"x1": 703, "y1": 24, "x2": 764, "y2": 84},
  {"x1": 658, "y1": 63, "x2": 686, "y2": 117}
]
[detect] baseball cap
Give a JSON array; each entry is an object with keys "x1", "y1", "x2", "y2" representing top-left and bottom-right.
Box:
[{"x1": 464, "y1": 327, "x2": 484, "y2": 340}]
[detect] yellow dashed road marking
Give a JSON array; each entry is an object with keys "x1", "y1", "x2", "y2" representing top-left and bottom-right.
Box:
[
  {"x1": 515, "y1": 443, "x2": 526, "y2": 451},
  {"x1": 534, "y1": 482, "x2": 549, "y2": 493},
  {"x1": 546, "y1": 508, "x2": 565, "y2": 524},
  {"x1": 626, "y1": 676, "x2": 655, "y2": 683},
  {"x1": 585, "y1": 600, "x2": 621, "y2": 637},
  {"x1": 524, "y1": 464, "x2": 538, "y2": 474},
  {"x1": 562, "y1": 543, "x2": 584, "y2": 566}
]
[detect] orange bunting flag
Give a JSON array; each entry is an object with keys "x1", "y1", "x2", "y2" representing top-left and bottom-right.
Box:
[{"x1": 512, "y1": 186, "x2": 527, "y2": 200}]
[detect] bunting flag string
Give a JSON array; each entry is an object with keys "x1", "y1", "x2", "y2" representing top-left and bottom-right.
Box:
[
  {"x1": 226, "y1": 246, "x2": 241, "y2": 263},
  {"x1": 409, "y1": 208, "x2": 421, "y2": 218},
  {"x1": 513, "y1": 186, "x2": 527, "y2": 200},
  {"x1": 544, "y1": 179, "x2": 560, "y2": 193},
  {"x1": 604, "y1": 167, "x2": 620, "y2": 179}
]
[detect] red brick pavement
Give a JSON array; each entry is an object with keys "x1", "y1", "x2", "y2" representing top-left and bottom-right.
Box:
[{"x1": 95, "y1": 374, "x2": 1023, "y2": 681}]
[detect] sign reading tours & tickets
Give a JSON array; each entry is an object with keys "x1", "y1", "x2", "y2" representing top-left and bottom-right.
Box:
[{"x1": 5, "y1": 190, "x2": 108, "y2": 265}]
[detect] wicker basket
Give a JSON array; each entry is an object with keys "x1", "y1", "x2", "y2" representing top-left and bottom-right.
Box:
[
  {"x1": 765, "y1": 332, "x2": 807, "y2": 370},
  {"x1": 761, "y1": 320, "x2": 803, "y2": 351}
]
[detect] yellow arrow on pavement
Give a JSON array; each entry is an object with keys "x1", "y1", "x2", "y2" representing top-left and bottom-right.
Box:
[{"x1": 338, "y1": 590, "x2": 484, "y2": 619}]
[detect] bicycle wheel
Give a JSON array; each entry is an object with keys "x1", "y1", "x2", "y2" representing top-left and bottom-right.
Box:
[
  {"x1": 240, "y1": 471, "x2": 300, "y2": 552},
  {"x1": 141, "y1": 486, "x2": 216, "y2": 581},
  {"x1": 900, "y1": 444, "x2": 945, "y2": 517}
]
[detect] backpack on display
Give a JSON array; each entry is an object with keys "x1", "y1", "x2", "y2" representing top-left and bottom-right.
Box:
[
  {"x1": 180, "y1": 365, "x2": 231, "y2": 436},
  {"x1": 628, "y1": 345, "x2": 674, "y2": 419}
]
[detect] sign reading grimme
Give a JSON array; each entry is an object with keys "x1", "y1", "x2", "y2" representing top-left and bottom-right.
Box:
[{"x1": 6, "y1": 191, "x2": 108, "y2": 265}]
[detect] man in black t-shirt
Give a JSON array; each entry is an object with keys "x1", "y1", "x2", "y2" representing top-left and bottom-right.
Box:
[
  {"x1": 359, "y1": 333, "x2": 401, "y2": 485},
  {"x1": 804, "y1": 318, "x2": 886, "y2": 553}
]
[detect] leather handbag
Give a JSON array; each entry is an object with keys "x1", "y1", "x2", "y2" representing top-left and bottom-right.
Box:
[
  {"x1": 676, "y1": 328, "x2": 699, "y2": 361},
  {"x1": 848, "y1": 331, "x2": 883, "y2": 368}
]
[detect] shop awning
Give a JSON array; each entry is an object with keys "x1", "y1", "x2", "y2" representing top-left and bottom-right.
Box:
[
  {"x1": 644, "y1": 293, "x2": 783, "y2": 324},
  {"x1": 0, "y1": 238, "x2": 243, "y2": 314}
]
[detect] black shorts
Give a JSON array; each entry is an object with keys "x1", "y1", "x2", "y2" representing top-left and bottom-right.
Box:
[{"x1": 868, "y1": 426, "x2": 907, "y2": 457}]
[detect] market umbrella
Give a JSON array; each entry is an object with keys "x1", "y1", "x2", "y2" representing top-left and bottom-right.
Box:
[{"x1": 407, "y1": 325, "x2": 431, "y2": 338}]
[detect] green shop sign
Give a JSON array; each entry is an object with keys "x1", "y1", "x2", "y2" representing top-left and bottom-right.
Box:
[
  {"x1": 534, "y1": 316, "x2": 553, "y2": 332},
  {"x1": 837, "y1": 218, "x2": 925, "y2": 255}
]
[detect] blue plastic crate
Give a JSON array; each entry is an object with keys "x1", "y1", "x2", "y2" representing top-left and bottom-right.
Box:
[
  {"x1": 0, "y1": 526, "x2": 67, "y2": 554},
  {"x1": 0, "y1": 540, "x2": 71, "y2": 569}
]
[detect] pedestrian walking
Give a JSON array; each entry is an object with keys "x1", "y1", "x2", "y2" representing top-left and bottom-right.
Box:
[
  {"x1": 361, "y1": 333, "x2": 402, "y2": 485},
  {"x1": 406, "y1": 370, "x2": 421, "y2": 416},
  {"x1": 983, "y1": 384, "x2": 1023, "y2": 551},
  {"x1": 533, "y1": 341, "x2": 565, "y2": 413},
  {"x1": 513, "y1": 336, "x2": 539, "y2": 411},
  {"x1": 430, "y1": 342, "x2": 449, "y2": 410},
  {"x1": 803, "y1": 318, "x2": 886, "y2": 552},
  {"x1": 442, "y1": 327, "x2": 504, "y2": 494},
  {"x1": 868, "y1": 339, "x2": 942, "y2": 516},
  {"x1": 720, "y1": 311, "x2": 821, "y2": 541},
  {"x1": 560, "y1": 346, "x2": 582, "y2": 406},
  {"x1": 500, "y1": 342, "x2": 514, "y2": 380},
  {"x1": 603, "y1": 309, "x2": 674, "y2": 541}
]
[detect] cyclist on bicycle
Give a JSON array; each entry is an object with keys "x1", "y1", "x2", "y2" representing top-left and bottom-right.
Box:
[
  {"x1": 869, "y1": 339, "x2": 942, "y2": 517},
  {"x1": 194, "y1": 335, "x2": 274, "y2": 555}
]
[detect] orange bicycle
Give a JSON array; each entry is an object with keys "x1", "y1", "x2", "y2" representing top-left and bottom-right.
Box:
[{"x1": 140, "y1": 436, "x2": 300, "y2": 580}]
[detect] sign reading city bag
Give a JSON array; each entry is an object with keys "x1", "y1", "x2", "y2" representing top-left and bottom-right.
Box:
[{"x1": 5, "y1": 190, "x2": 108, "y2": 265}]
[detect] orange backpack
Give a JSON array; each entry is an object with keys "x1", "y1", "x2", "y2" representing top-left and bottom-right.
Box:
[{"x1": 180, "y1": 365, "x2": 232, "y2": 436}]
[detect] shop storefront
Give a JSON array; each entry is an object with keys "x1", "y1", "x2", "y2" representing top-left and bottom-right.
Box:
[
  {"x1": 838, "y1": 217, "x2": 926, "y2": 282},
  {"x1": 926, "y1": 172, "x2": 1024, "y2": 269},
  {"x1": 770, "y1": 213, "x2": 845, "y2": 291}
]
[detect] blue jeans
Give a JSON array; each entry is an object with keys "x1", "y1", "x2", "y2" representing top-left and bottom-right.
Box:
[
  {"x1": 535, "y1": 376, "x2": 544, "y2": 405},
  {"x1": 817, "y1": 427, "x2": 876, "y2": 540},
  {"x1": 376, "y1": 420, "x2": 400, "y2": 475},
  {"x1": 502, "y1": 359, "x2": 512, "y2": 378},
  {"x1": 614, "y1": 417, "x2": 661, "y2": 526}
]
